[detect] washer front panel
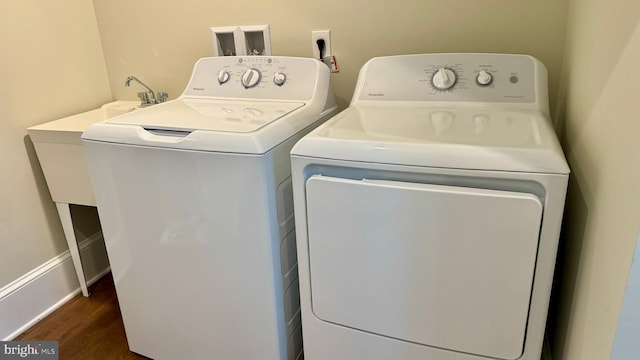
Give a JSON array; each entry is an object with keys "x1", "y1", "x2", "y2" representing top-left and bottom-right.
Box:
[{"x1": 305, "y1": 175, "x2": 543, "y2": 360}]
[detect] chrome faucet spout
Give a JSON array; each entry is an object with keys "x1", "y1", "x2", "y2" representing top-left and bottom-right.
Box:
[{"x1": 125, "y1": 76, "x2": 156, "y2": 105}]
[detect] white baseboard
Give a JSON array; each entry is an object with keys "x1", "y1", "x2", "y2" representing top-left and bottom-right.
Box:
[{"x1": 0, "y1": 232, "x2": 110, "y2": 340}]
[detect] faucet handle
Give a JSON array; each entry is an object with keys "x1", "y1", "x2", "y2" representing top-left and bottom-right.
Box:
[
  {"x1": 158, "y1": 92, "x2": 169, "y2": 103},
  {"x1": 138, "y1": 92, "x2": 151, "y2": 106}
]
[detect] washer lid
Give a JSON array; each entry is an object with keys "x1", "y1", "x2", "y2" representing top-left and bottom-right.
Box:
[
  {"x1": 106, "y1": 98, "x2": 304, "y2": 133},
  {"x1": 292, "y1": 105, "x2": 569, "y2": 174}
]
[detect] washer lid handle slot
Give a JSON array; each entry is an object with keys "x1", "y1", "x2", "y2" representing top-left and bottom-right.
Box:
[
  {"x1": 135, "y1": 127, "x2": 193, "y2": 144},
  {"x1": 142, "y1": 127, "x2": 193, "y2": 137}
]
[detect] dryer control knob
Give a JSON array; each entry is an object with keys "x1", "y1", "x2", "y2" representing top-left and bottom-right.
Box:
[
  {"x1": 273, "y1": 72, "x2": 287, "y2": 86},
  {"x1": 431, "y1": 67, "x2": 457, "y2": 90},
  {"x1": 476, "y1": 70, "x2": 493, "y2": 86},
  {"x1": 241, "y1": 68, "x2": 262, "y2": 88},
  {"x1": 218, "y1": 70, "x2": 230, "y2": 84}
]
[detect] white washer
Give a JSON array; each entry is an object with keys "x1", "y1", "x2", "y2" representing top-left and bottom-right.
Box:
[
  {"x1": 82, "y1": 56, "x2": 337, "y2": 360},
  {"x1": 291, "y1": 53, "x2": 569, "y2": 360}
]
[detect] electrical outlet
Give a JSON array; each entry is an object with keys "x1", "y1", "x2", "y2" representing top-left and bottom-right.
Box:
[
  {"x1": 312, "y1": 30, "x2": 332, "y2": 61},
  {"x1": 323, "y1": 55, "x2": 339, "y2": 73}
]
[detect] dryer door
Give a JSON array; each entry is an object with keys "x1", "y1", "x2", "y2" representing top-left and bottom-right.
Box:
[{"x1": 305, "y1": 176, "x2": 543, "y2": 360}]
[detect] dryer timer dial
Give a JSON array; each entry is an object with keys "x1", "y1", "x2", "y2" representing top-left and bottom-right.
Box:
[{"x1": 431, "y1": 67, "x2": 457, "y2": 90}]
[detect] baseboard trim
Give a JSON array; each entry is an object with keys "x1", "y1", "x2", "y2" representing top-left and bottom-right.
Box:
[{"x1": 0, "y1": 232, "x2": 110, "y2": 340}]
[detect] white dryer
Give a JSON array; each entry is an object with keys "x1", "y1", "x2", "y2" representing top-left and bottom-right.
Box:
[
  {"x1": 82, "y1": 56, "x2": 336, "y2": 360},
  {"x1": 291, "y1": 53, "x2": 569, "y2": 360}
]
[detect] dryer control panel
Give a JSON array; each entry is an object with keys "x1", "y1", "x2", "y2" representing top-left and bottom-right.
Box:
[
  {"x1": 183, "y1": 56, "x2": 327, "y2": 101},
  {"x1": 356, "y1": 53, "x2": 546, "y2": 108}
]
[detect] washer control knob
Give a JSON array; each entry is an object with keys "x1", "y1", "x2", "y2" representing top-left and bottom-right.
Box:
[
  {"x1": 218, "y1": 70, "x2": 230, "y2": 84},
  {"x1": 431, "y1": 67, "x2": 457, "y2": 90},
  {"x1": 241, "y1": 68, "x2": 261, "y2": 88},
  {"x1": 273, "y1": 72, "x2": 287, "y2": 86},
  {"x1": 476, "y1": 70, "x2": 493, "y2": 86}
]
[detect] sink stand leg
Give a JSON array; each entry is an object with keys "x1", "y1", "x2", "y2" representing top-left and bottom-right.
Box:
[{"x1": 55, "y1": 202, "x2": 90, "y2": 297}]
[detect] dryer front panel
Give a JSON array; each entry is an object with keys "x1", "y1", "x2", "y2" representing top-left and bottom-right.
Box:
[{"x1": 305, "y1": 176, "x2": 543, "y2": 360}]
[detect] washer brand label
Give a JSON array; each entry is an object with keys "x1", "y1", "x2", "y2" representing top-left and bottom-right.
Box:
[
  {"x1": 1, "y1": 342, "x2": 58, "y2": 359},
  {"x1": 367, "y1": 92, "x2": 384, "y2": 97}
]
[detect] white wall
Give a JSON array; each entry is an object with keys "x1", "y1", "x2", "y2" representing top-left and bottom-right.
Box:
[
  {"x1": 550, "y1": 0, "x2": 640, "y2": 358},
  {"x1": 0, "y1": 0, "x2": 112, "y2": 288},
  {"x1": 611, "y1": 232, "x2": 640, "y2": 359},
  {"x1": 92, "y1": 0, "x2": 570, "y2": 111}
]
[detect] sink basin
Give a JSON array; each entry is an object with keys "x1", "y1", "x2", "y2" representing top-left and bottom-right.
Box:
[
  {"x1": 27, "y1": 100, "x2": 140, "y2": 206},
  {"x1": 101, "y1": 100, "x2": 141, "y2": 118},
  {"x1": 28, "y1": 101, "x2": 140, "y2": 145}
]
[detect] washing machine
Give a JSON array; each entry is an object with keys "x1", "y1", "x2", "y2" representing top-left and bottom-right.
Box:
[
  {"x1": 82, "y1": 56, "x2": 336, "y2": 360},
  {"x1": 290, "y1": 53, "x2": 569, "y2": 360}
]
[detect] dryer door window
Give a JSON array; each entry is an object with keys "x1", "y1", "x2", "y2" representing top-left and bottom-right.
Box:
[{"x1": 305, "y1": 176, "x2": 542, "y2": 360}]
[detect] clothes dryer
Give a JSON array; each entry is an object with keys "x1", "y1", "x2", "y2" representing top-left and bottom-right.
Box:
[
  {"x1": 291, "y1": 53, "x2": 569, "y2": 360},
  {"x1": 82, "y1": 56, "x2": 336, "y2": 360}
]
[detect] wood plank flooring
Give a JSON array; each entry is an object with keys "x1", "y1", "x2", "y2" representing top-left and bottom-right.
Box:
[{"x1": 15, "y1": 273, "x2": 147, "y2": 360}]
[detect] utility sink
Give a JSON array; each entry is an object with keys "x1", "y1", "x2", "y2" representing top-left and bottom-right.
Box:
[
  {"x1": 28, "y1": 101, "x2": 140, "y2": 206},
  {"x1": 101, "y1": 100, "x2": 141, "y2": 118},
  {"x1": 28, "y1": 100, "x2": 140, "y2": 297}
]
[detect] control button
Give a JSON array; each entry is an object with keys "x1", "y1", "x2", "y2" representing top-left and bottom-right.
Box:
[
  {"x1": 221, "y1": 107, "x2": 234, "y2": 114},
  {"x1": 431, "y1": 68, "x2": 457, "y2": 90},
  {"x1": 476, "y1": 70, "x2": 493, "y2": 86},
  {"x1": 241, "y1": 68, "x2": 262, "y2": 88},
  {"x1": 510, "y1": 75, "x2": 519, "y2": 84},
  {"x1": 273, "y1": 72, "x2": 287, "y2": 86},
  {"x1": 217, "y1": 70, "x2": 230, "y2": 84}
]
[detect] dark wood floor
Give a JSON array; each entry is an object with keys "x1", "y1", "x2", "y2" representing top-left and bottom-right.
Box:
[{"x1": 16, "y1": 273, "x2": 147, "y2": 360}]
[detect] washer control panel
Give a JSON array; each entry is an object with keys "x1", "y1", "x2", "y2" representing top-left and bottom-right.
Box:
[
  {"x1": 184, "y1": 56, "x2": 322, "y2": 100},
  {"x1": 358, "y1": 53, "x2": 541, "y2": 104}
]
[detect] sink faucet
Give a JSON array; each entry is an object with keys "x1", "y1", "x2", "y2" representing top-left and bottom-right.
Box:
[{"x1": 125, "y1": 76, "x2": 168, "y2": 107}]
